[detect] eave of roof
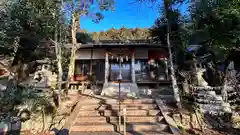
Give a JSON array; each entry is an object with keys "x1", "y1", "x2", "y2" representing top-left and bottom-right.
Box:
[{"x1": 64, "y1": 43, "x2": 167, "y2": 49}]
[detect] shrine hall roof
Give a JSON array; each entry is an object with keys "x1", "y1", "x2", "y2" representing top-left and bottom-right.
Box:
[{"x1": 65, "y1": 39, "x2": 166, "y2": 49}]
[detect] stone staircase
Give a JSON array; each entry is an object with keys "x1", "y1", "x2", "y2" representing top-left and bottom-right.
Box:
[
  {"x1": 193, "y1": 89, "x2": 231, "y2": 115},
  {"x1": 70, "y1": 98, "x2": 173, "y2": 135},
  {"x1": 226, "y1": 86, "x2": 240, "y2": 106},
  {"x1": 101, "y1": 83, "x2": 139, "y2": 98},
  {"x1": 189, "y1": 87, "x2": 236, "y2": 129}
]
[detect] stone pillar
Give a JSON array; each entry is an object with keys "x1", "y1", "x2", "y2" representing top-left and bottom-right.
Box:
[
  {"x1": 105, "y1": 52, "x2": 109, "y2": 84},
  {"x1": 131, "y1": 51, "x2": 136, "y2": 83}
]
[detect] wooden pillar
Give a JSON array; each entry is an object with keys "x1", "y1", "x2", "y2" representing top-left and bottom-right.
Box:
[
  {"x1": 164, "y1": 58, "x2": 169, "y2": 80},
  {"x1": 131, "y1": 51, "x2": 136, "y2": 83},
  {"x1": 90, "y1": 48, "x2": 93, "y2": 76},
  {"x1": 105, "y1": 52, "x2": 109, "y2": 84}
]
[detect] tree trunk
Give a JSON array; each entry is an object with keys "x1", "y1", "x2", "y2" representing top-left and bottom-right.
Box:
[
  {"x1": 54, "y1": 29, "x2": 63, "y2": 92},
  {"x1": 57, "y1": 43, "x2": 63, "y2": 92},
  {"x1": 6, "y1": 37, "x2": 20, "y2": 90},
  {"x1": 76, "y1": 15, "x2": 80, "y2": 31},
  {"x1": 54, "y1": 29, "x2": 62, "y2": 106},
  {"x1": 164, "y1": 0, "x2": 181, "y2": 108},
  {"x1": 67, "y1": 6, "x2": 78, "y2": 89},
  {"x1": 53, "y1": 0, "x2": 63, "y2": 106}
]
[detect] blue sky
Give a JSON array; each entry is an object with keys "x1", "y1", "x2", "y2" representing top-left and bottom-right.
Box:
[{"x1": 80, "y1": 0, "x2": 188, "y2": 32}]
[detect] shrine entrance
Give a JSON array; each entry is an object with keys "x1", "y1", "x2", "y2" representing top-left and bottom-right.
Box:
[
  {"x1": 106, "y1": 48, "x2": 134, "y2": 83},
  {"x1": 109, "y1": 60, "x2": 131, "y2": 82}
]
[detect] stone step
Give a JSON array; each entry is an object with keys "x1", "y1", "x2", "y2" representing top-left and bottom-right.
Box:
[
  {"x1": 71, "y1": 131, "x2": 172, "y2": 135},
  {"x1": 197, "y1": 96, "x2": 223, "y2": 101},
  {"x1": 75, "y1": 117, "x2": 107, "y2": 123},
  {"x1": 101, "y1": 110, "x2": 161, "y2": 116},
  {"x1": 140, "y1": 88, "x2": 174, "y2": 95},
  {"x1": 105, "y1": 99, "x2": 155, "y2": 104},
  {"x1": 196, "y1": 99, "x2": 223, "y2": 104},
  {"x1": 194, "y1": 94, "x2": 219, "y2": 99},
  {"x1": 152, "y1": 95, "x2": 174, "y2": 100},
  {"x1": 79, "y1": 100, "x2": 101, "y2": 105},
  {"x1": 77, "y1": 109, "x2": 161, "y2": 117},
  {"x1": 201, "y1": 110, "x2": 228, "y2": 116},
  {"x1": 70, "y1": 131, "x2": 120, "y2": 135},
  {"x1": 71, "y1": 123, "x2": 115, "y2": 132},
  {"x1": 126, "y1": 131, "x2": 173, "y2": 135},
  {"x1": 157, "y1": 99, "x2": 176, "y2": 105},
  {"x1": 108, "y1": 116, "x2": 164, "y2": 123},
  {"x1": 106, "y1": 104, "x2": 158, "y2": 110},
  {"x1": 79, "y1": 104, "x2": 102, "y2": 110},
  {"x1": 107, "y1": 83, "x2": 135, "y2": 87},
  {"x1": 80, "y1": 104, "x2": 159, "y2": 110},
  {"x1": 194, "y1": 91, "x2": 216, "y2": 96},
  {"x1": 78, "y1": 98, "x2": 156, "y2": 105},
  {"x1": 78, "y1": 111, "x2": 100, "y2": 117},
  {"x1": 115, "y1": 122, "x2": 169, "y2": 132},
  {"x1": 198, "y1": 104, "x2": 224, "y2": 111}
]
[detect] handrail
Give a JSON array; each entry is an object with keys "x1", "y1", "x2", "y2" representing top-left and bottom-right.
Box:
[
  {"x1": 118, "y1": 54, "x2": 123, "y2": 133},
  {"x1": 123, "y1": 108, "x2": 127, "y2": 135},
  {"x1": 118, "y1": 79, "x2": 121, "y2": 133}
]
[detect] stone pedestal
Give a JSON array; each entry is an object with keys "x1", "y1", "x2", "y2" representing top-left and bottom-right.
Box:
[{"x1": 101, "y1": 82, "x2": 139, "y2": 98}]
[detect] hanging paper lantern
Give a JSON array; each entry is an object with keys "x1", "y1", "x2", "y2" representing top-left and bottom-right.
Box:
[
  {"x1": 126, "y1": 56, "x2": 128, "y2": 61},
  {"x1": 111, "y1": 56, "x2": 114, "y2": 60},
  {"x1": 117, "y1": 57, "x2": 119, "y2": 62},
  {"x1": 121, "y1": 56, "x2": 123, "y2": 62}
]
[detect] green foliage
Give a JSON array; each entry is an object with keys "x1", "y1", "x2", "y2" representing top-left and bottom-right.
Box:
[
  {"x1": 144, "y1": 0, "x2": 240, "y2": 61},
  {"x1": 151, "y1": 9, "x2": 189, "y2": 45},
  {"x1": 61, "y1": 46, "x2": 71, "y2": 80},
  {"x1": 91, "y1": 27, "x2": 150, "y2": 40},
  {"x1": 0, "y1": 0, "x2": 68, "y2": 55},
  {"x1": 150, "y1": 2, "x2": 190, "y2": 67},
  {"x1": 64, "y1": 0, "x2": 115, "y2": 25},
  {"x1": 76, "y1": 32, "x2": 93, "y2": 43},
  {"x1": 0, "y1": 86, "x2": 56, "y2": 120},
  {"x1": 1, "y1": 0, "x2": 57, "y2": 39},
  {"x1": 177, "y1": 125, "x2": 186, "y2": 133},
  {"x1": 190, "y1": 0, "x2": 240, "y2": 56}
]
